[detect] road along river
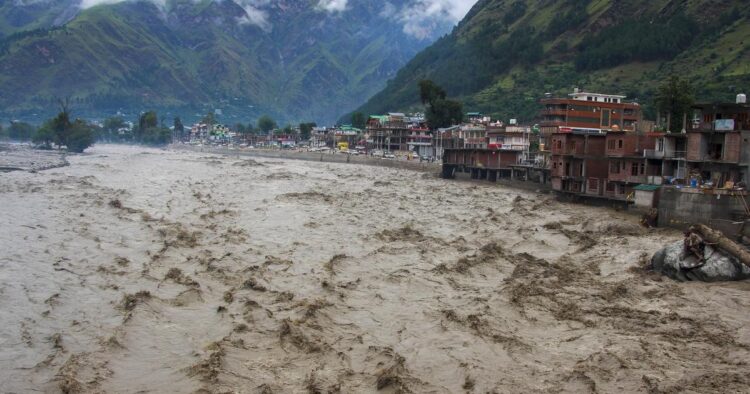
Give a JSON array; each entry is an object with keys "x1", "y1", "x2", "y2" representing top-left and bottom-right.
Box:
[{"x1": 1, "y1": 144, "x2": 749, "y2": 393}]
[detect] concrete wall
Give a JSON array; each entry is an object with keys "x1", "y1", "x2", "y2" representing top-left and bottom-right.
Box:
[
  {"x1": 634, "y1": 190, "x2": 657, "y2": 208},
  {"x1": 687, "y1": 133, "x2": 703, "y2": 161},
  {"x1": 658, "y1": 187, "x2": 749, "y2": 235},
  {"x1": 724, "y1": 132, "x2": 741, "y2": 163},
  {"x1": 586, "y1": 135, "x2": 606, "y2": 155}
]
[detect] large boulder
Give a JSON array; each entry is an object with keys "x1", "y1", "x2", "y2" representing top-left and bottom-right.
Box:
[{"x1": 651, "y1": 240, "x2": 750, "y2": 282}]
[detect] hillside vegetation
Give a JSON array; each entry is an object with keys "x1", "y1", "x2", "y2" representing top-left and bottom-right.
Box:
[
  {"x1": 0, "y1": 0, "x2": 447, "y2": 124},
  {"x1": 351, "y1": 0, "x2": 750, "y2": 122}
]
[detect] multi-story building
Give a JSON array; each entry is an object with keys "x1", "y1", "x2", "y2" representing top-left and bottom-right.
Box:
[
  {"x1": 684, "y1": 100, "x2": 750, "y2": 186},
  {"x1": 462, "y1": 124, "x2": 487, "y2": 149},
  {"x1": 540, "y1": 89, "x2": 642, "y2": 135},
  {"x1": 604, "y1": 131, "x2": 662, "y2": 199},
  {"x1": 549, "y1": 132, "x2": 608, "y2": 196},
  {"x1": 487, "y1": 124, "x2": 531, "y2": 151},
  {"x1": 435, "y1": 126, "x2": 462, "y2": 160},
  {"x1": 367, "y1": 113, "x2": 426, "y2": 152},
  {"x1": 407, "y1": 130, "x2": 433, "y2": 157},
  {"x1": 545, "y1": 90, "x2": 645, "y2": 198}
]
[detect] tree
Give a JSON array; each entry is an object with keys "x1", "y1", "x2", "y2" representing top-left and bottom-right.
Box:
[
  {"x1": 51, "y1": 98, "x2": 72, "y2": 147},
  {"x1": 299, "y1": 122, "x2": 316, "y2": 140},
  {"x1": 350, "y1": 112, "x2": 366, "y2": 129},
  {"x1": 66, "y1": 119, "x2": 95, "y2": 153},
  {"x1": 173, "y1": 117, "x2": 185, "y2": 140},
  {"x1": 427, "y1": 99, "x2": 464, "y2": 129},
  {"x1": 33, "y1": 121, "x2": 56, "y2": 149},
  {"x1": 8, "y1": 121, "x2": 35, "y2": 141},
  {"x1": 135, "y1": 111, "x2": 158, "y2": 141},
  {"x1": 138, "y1": 111, "x2": 158, "y2": 130},
  {"x1": 655, "y1": 76, "x2": 694, "y2": 132},
  {"x1": 103, "y1": 116, "x2": 126, "y2": 141},
  {"x1": 234, "y1": 123, "x2": 246, "y2": 135},
  {"x1": 201, "y1": 111, "x2": 217, "y2": 127},
  {"x1": 257, "y1": 115, "x2": 276, "y2": 134},
  {"x1": 132, "y1": 111, "x2": 171, "y2": 145},
  {"x1": 418, "y1": 80, "x2": 464, "y2": 129},
  {"x1": 419, "y1": 79, "x2": 446, "y2": 106}
]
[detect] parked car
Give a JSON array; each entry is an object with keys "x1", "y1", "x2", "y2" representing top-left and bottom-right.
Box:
[{"x1": 383, "y1": 153, "x2": 396, "y2": 159}]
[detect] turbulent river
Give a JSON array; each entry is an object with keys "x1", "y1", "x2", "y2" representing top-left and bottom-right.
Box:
[{"x1": 1, "y1": 145, "x2": 749, "y2": 393}]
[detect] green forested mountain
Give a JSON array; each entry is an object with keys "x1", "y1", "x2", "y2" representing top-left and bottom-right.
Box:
[
  {"x1": 351, "y1": 0, "x2": 750, "y2": 123},
  {"x1": 0, "y1": 0, "x2": 452, "y2": 124}
]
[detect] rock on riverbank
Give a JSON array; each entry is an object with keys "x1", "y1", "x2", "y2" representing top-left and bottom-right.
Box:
[{"x1": 651, "y1": 240, "x2": 750, "y2": 281}]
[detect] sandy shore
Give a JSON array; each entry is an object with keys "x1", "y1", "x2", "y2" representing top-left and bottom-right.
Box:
[{"x1": 1, "y1": 144, "x2": 749, "y2": 393}]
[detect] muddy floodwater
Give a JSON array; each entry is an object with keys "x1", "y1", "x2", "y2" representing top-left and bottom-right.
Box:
[{"x1": 2, "y1": 145, "x2": 750, "y2": 393}]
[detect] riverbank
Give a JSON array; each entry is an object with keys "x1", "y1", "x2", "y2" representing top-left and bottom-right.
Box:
[
  {"x1": 170, "y1": 143, "x2": 441, "y2": 173},
  {"x1": 0, "y1": 143, "x2": 68, "y2": 172},
  {"x1": 2, "y1": 145, "x2": 749, "y2": 393}
]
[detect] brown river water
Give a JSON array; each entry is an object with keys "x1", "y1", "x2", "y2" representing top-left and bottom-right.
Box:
[{"x1": 1, "y1": 144, "x2": 750, "y2": 393}]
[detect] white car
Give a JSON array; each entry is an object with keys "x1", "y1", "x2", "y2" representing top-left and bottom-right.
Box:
[{"x1": 383, "y1": 153, "x2": 396, "y2": 159}]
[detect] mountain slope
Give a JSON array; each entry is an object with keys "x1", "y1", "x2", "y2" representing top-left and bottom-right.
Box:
[
  {"x1": 352, "y1": 0, "x2": 750, "y2": 123},
  {"x1": 0, "y1": 0, "x2": 453, "y2": 124},
  {"x1": 0, "y1": 0, "x2": 79, "y2": 38}
]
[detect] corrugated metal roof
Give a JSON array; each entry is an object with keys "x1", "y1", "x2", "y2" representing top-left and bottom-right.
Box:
[{"x1": 633, "y1": 184, "x2": 661, "y2": 191}]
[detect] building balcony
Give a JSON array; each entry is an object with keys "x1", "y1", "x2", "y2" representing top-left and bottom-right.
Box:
[
  {"x1": 663, "y1": 150, "x2": 686, "y2": 159},
  {"x1": 642, "y1": 149, "x2": 664, "y2": 159},
  {"x1": 608, "y1": 173, "x2": 647, "y2": 183},
  {"x1": 689, "y1": 120, "x2": 750, "y2": 132}
]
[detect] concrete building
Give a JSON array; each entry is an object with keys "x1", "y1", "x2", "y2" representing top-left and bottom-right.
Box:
[
  {"x1": 367, "y1": 113, "x2": 426, "y2": 153},
  {"x1": 605, "y1": 131, "x2": 662, "y2": 199},
  {"x1": 549, "y1": 131, "x2": 608, "y2": 197},
  {"x1": 684, "y1": 100, "x2": 750, "y2": 187},
  {"x1": 540, "y1": 89, "x2": 643, "y2": 155},
  {"x1": 462, "y1": 124, "x2": 487, "y2": 149}
]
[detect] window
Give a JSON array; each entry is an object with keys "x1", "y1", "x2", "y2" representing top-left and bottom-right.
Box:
[
  {"x1": 640, "y1": 163, "x2": 645, "y2": 175},
  {"x1": 589, "y1": 178, "x2": 599, "y2": 191},
  {"x1": 587, "y1": 96, "x2": 593, "y2": 101},
  {"x1": 608, "y1": 139, "x2": 615, "y2": 149},
  {"x1": 601, "y1": 109, "x2": 611, "y2": 127},
  {"x1": 610, "y1": 161, "x2": 620, "y2": 174},
  {"x1": 618, "y1": 139, "x2": 623, "y2": 149},
  {"x1": 631, "y1": 162, "x2": 639, "y2": 176}
]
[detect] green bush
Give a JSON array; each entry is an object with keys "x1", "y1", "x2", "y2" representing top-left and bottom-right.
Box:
[{"x1": 66, "y1": 121, "x2": 95, "y2": 153}]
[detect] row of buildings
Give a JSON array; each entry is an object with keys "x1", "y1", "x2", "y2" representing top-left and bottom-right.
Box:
[
  {"x1": 442, "y1": 89, "x2": 750, "y2": 234},
  {"x1": 182, "y1": 111, "x2": 535, "y2": 161},
  {"x1": 364, "y1": 112, "x2": 534, "y2": 161},
  {"x1": 543, "y1": 90, "x2": 750, "y2": 201}
]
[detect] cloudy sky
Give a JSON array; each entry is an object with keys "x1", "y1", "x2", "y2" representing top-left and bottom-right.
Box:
[{"x1": 74, "y1": 0, "x2": 478, "y2": 37}]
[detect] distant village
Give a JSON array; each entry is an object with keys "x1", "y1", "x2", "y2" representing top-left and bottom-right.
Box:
[{"x1": 180, "y1": 111, "x2": 534, "y2": 162}]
